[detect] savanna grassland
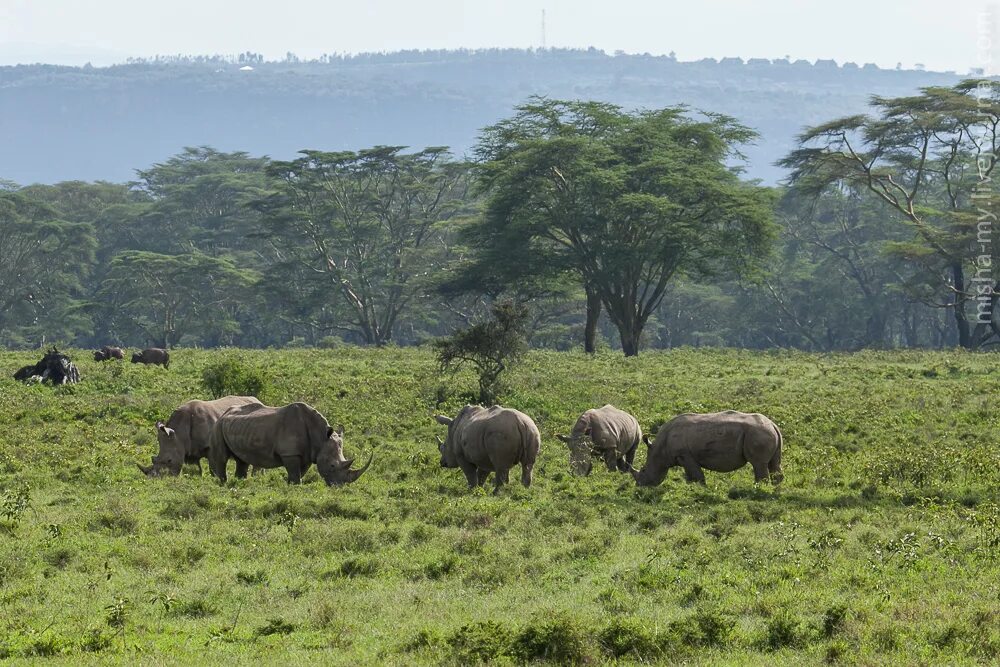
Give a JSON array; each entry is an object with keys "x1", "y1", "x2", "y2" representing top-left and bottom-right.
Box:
[{"x1": 0, "y1": 347, "x2": 998, "y2": 665}]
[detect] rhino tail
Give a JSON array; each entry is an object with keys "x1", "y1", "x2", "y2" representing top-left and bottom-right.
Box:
[{"x1": 768, "y1": 422, "x2": 784, "y2": 483}]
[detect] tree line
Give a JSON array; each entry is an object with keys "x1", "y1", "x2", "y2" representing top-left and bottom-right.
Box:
[{"x1": 1, "y1": 82, "x2": 997, "y2": 355}]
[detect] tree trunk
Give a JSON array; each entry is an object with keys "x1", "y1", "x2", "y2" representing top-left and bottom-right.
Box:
[
  {"x1": 584, "y1": 286, "x2": 601, "y2": 354},
  {"x1": 616, "y1": 318, "x2": 643, "y2": 357},
  {"x1": 952, "y1": 262, "x2": 971, "y2": 349}
]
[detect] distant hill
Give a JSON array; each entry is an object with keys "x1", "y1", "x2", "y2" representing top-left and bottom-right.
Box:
[{"x1": 0, "y1": 49, "x2": 963, "y2": 185}]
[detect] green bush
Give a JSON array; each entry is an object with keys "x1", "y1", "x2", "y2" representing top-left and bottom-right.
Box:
[
  {"x1": 200, "y1": 355, "x2": 270, "y2": 400},
  {"x1": 512, "y1": 613, "x2": 593, "y2": 664},
  {"x1": 598, "y1": 616, "x2": 661, "y2": 659},
  {"x1": 447, "y1": 620, "x2": 514, "y2": 663}
]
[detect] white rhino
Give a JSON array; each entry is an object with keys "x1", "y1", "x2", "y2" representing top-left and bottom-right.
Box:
[
  {"x1": 632, "y1": 410, "x2": 783, "y2": 486},
  {"x1": 433, "y1": 405, "x2": 541, "y2": 494},
  {"x1": 557, "y1": 404, "x2": 642, "y2": 476},
  {"x1": 208, "y1": 402, "x2": 371, "y2": 485},
  {"x1": 139, "y1": 396, "x2": 263, "y2": 477}
]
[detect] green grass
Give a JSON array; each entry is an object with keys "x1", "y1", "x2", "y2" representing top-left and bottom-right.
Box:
[{"x1": 0, "y1": 347, "x2": 998, "y2": 665}]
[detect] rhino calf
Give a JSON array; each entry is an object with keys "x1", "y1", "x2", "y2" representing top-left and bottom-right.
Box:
[
  {"x1": 433, "y1": 405, "x2": 541, "y2": 495},
  {"x1": 209, "y1": 402, "x2": 372, "y2": 486},
  {"x1": 557, "y1": 404, "x2": 641, "y2": 476},
  {"x1": 132, "y1": 347, "x2": 170, "y2": 368},
  {"x1": 94, "y1": 346, "x2": 125, "y2": 361},
  {"x1": 139, "y1": 396, "x2": 263, "y2": 477},
  {"x1": 632, "y1": 410, "x2": 783, "y2": 486}
]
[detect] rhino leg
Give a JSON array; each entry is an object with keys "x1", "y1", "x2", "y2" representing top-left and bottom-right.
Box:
[
  {"x1": 520, "y1": 463, "x2": 533, "y2": 489},
  {"x1": 751, "y1": 459, "x2": 770, "y2": 483},
  {"x1": 235, "y1": 460, "x2": 250, "y2": 479},
  {"x1": 602, "y1": 449, "x2": 618, "y2": 472},
  {"x1": 282, "y1": 456, "x2": 303, "y2": 484},
  {"x1": 492, "y1": 468, "x2": 510, "y2": 495},
  {"x1": 208, "y1": 445, "x2": 229, "y2": 483},
  {"x1": 767, "y1": 453, "x2": 783, "y2": 485},
  {"x1": 623, "y1": 442, "x2": 638, "y2": 470},
  {"x1": 476, "y1": 469, "x2": 490, "y2": 487},
  {"x1": 679, "y1": 455, "x2": 706, "y2": 484},
  {"x1": 457, "y1": 460, "x2": 479, "y2": 488}
]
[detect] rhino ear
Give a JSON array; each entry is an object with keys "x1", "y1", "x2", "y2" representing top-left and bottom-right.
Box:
[
  {"x1": 336, "y1": 424, "x2": 345, "y2": 436},
  {"x1": 434, "y1": 415, "x2": 453, "y2": 426},
  {"x1": 157, "y1": 422, "x2": 175, "y2": 437}
]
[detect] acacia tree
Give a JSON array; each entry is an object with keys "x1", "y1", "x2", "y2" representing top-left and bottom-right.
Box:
[
  {"x1": 781, "y1": 80, "x2": 1000, "y2": 349},
  {"x1": 435, "y1": 301, "x2": 529, "y2": 404},
  {"x1": 470, "y1": 99, "x2": 774, "y2": 356},
  {"x1": 100, "y1": 251, "x2": 257, "y2": 347},
  {"x1": 259, "y1": 146, "x2": 471, "y2": 346},
  {"x1": 0, "y1": 192, "x2": 96, "y2": 345}
]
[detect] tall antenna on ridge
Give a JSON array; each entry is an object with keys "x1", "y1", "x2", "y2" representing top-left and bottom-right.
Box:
[{"x1": 541, "y1": 9, "x2": 547, "y2": 50}]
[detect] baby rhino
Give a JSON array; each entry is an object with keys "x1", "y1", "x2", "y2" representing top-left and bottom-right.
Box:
[
  {"x1": 434, "y1": 405, "x2": 540, "y2": 495},
  {"x1": 558, "y1": 404, "x2": 641, "y2": 476},
  {"x1": 632, "y1": 410, "x2": 782, "y2": 486}
]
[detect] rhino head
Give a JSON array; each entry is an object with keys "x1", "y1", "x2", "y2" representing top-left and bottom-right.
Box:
[
  {"x1": 433, "y1": 414, "x2": 460, "y2": 468},
  {"x1": 629, "y1": 434, "x2": 669, "y2": 487},
  {"x1": 316, "y1": 425, "x2": 373, "y2": 486},
  {"x1": 557, "y1": 431, "x2": 595, "y2": 477},
  {"x1": 93, "y1": 349, "x2": 107, "y2": 361},
  {"x1": 138, "y1": 421, "x2": 183, "y2": 477}
]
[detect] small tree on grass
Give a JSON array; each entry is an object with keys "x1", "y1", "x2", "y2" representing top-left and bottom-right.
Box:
[{"x1": 435, "y1": 301, "x2": 529, "y2": 404}]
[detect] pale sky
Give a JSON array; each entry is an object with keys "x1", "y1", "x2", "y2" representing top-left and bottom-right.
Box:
[{"x1": 0, "y1": 0, "x2": 993, "y2": 73}]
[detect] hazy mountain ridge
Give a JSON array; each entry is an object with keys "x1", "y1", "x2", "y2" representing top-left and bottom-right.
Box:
[{"x1": 0, "y1": 48, "x2": 963, "y2": 184}]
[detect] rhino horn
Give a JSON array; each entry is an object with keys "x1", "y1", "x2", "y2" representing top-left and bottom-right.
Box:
[
  {"x1": 642, "y1": 434, "x2": 652, "y2": 447},
  {"x1": 435, "y1": 435, "x2": 444, "y2": 447},
  {"x1": 345, "y1": 450, "x2": 374, "y2": 484},
  {"x1": 627, "y1": 464, "x2": 642, "y2": 483}
]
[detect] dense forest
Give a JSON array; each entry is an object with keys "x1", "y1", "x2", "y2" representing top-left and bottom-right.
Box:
[
  {"x1": 0, "y1": 48, "x2": 963, "y2": 185},
  {"x1": 1, "y1": 75, "x2": 997, "y2": 354}
]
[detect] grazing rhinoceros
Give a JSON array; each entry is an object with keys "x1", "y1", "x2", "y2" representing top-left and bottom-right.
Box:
[
  {"x1": 208, "y1": 402, "x2": 372, "y2": 486},
  {"x1": 94, "y1": 346, "x2": 125, "y2": 361},
  {"x1": 138, "y1": 396, "x2": 263, "y2": 477},
  {"x1": 131, "y1": 347, "x2": 170, "y2": 368},
  {"x1": 433, "y1": 405, "x2": 541, "y2": 494},
  {"x1": 557, "y1": 404, "x2": 642, "y2": 476},
  {"x1": 631, "y1": 410, "x2": 783, "y2": 486}
]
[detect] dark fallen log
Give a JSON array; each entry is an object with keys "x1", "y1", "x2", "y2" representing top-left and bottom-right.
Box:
[{"x1": 12, "y1": 347, "x2": 81, "y2": 385}]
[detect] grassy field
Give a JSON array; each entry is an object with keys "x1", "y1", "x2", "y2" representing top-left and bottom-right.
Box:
[{"x1": 0, "y1": 347, "x2": 998, "y2": 665}]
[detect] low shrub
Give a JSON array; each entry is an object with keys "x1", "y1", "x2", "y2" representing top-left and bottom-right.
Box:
[{"x1": 201, "y1": 355, "x2": 270, "y2": 400}]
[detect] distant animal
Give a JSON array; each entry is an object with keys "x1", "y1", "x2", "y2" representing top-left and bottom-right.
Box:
[
  {"x1": 208, "y1": 402, "x2": 372, "y2": 485},
  {"x1": 557, "y1": 404, "x2": 641, "y2": 476},
  {"x1": 433, "y1": 405, "x2": 540, "y2": 494},
  {"x1": 13, "y1": 347, "x2": 80, "y2": 385},
  {"x1": 138, "y1": 396, "x2": 263, "y2": 477},
  {"x1": 93, "y1": 346, "x2": 125, "y2": 361},
  {"x1": 131, "y1": 347, "x2": 170, "y2": 368},
  {"x1": 631, "y1": 410, "x2": 783, "y2": 486}
]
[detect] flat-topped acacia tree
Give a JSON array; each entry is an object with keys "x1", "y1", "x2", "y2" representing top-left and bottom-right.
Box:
[
  {"x1": 781, "y1": 80, "x2": 1000, "y2": 349},
  {"x1": 468, "y1": 98, "x2": 774, "y2": 356}
]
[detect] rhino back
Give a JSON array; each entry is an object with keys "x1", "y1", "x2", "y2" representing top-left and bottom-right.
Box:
[
  {"x1": 219, "y1": 402, "x2": 323, "y2": 467},
  {"x1": 586, "y1": 405, "x2": 641, "y2": 454},
  {"x1": 172, "y1": 396, "x2": 261, "y2": 458},
  {"x1": 456, "y1": 407, "x2": 537, "y2": 470},
  {"x1": 664, "y1": 411, "x2": 776, "y2": 471}
]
